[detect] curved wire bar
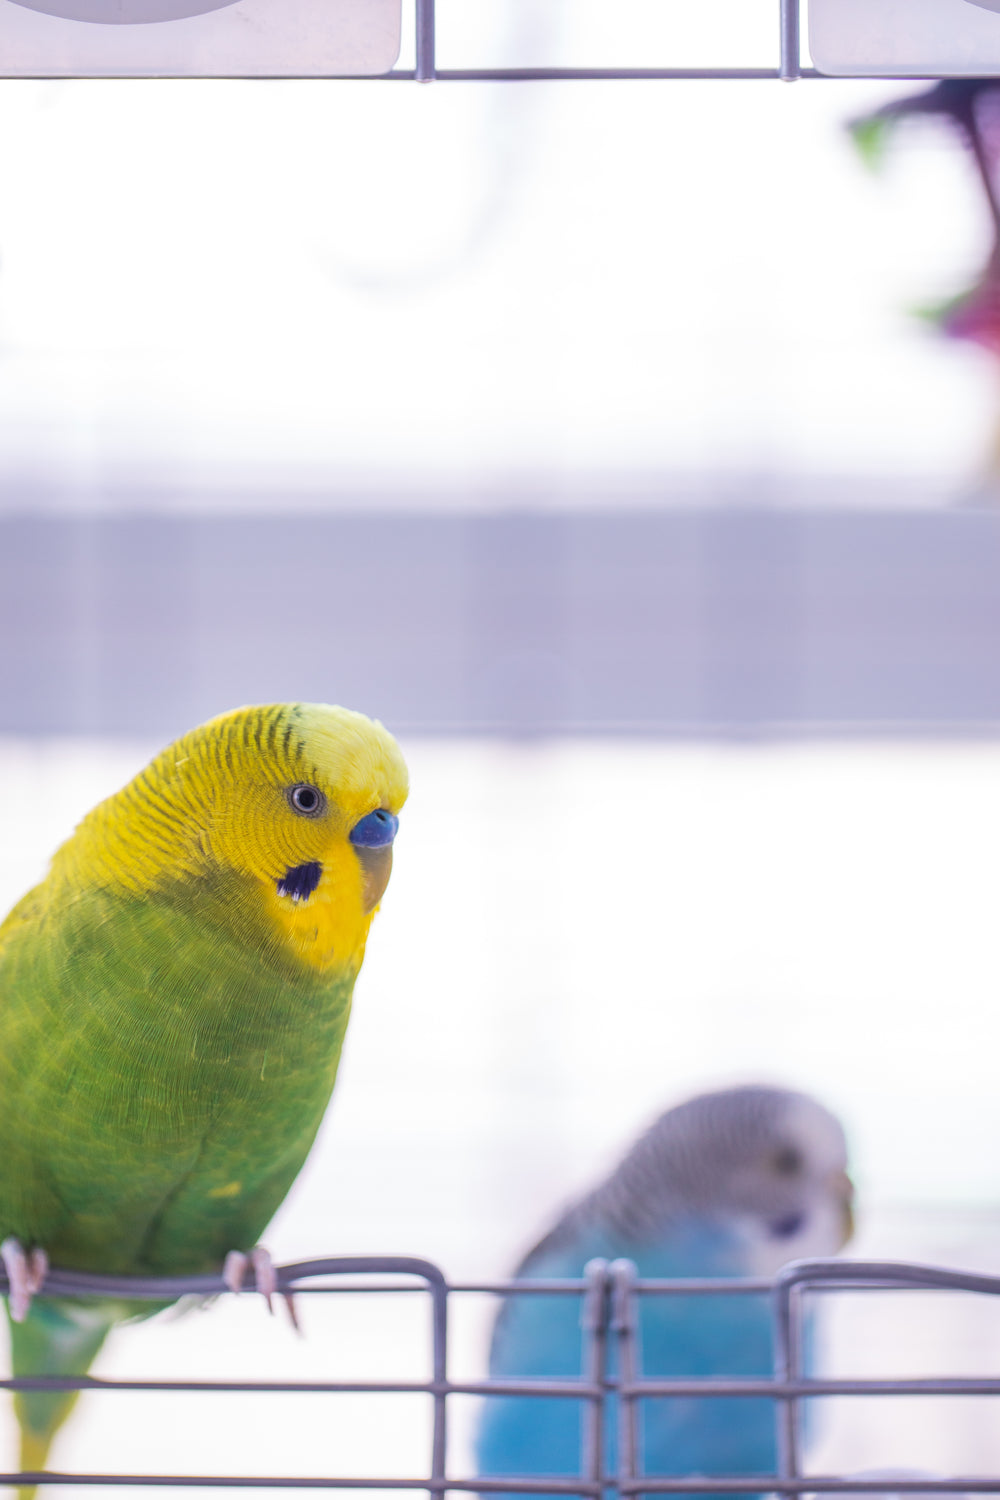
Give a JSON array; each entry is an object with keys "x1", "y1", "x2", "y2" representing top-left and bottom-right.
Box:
[{"x1": 1, "y1": 1255, "x2": 1000, "y2": 1493}]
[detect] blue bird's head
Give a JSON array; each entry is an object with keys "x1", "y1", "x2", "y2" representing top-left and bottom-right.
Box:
[
  {"x1": 646, "y1": 1086, "x2": 853, "y2": 1274},
  {"x1": 538, "y1": 1085, "x2": 854, "y2": 1280}
]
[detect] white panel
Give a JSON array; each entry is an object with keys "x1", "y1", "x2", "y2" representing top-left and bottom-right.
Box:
[
  {"x1": 0, "y1": 0, "x2": 401, "y2": 76},
  {"x1": 809, "y1": 0, "x2": 1000, "y2": 76}
]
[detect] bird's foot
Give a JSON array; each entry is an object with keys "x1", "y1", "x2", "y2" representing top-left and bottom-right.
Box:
[
  {"x1": 222, "y1": 1247, "x2": 300, "y2": 1330},
  {"x1": 223, "y1": 1246, "x2": 276, "y2": 1307},
  {"x1": 1, "y1": 1238, "x2": 48, "y2": 1324}
]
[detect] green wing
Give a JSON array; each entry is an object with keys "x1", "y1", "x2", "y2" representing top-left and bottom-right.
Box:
[
  {"x1": 0, "y1": 877, "x2": 356, "y2": 1488},
  {"x1": 0, "y1": 876, "x2": 354, "y2": 1272}
]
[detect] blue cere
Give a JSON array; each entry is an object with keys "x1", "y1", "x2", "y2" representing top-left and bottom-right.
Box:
[{"x1": 349, "y1": 808, "x2": 399, "y2": 848}]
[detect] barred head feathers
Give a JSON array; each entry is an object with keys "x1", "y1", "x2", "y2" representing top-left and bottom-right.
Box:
[
  {"x1": 51, "y1": 702, "x2": 408, "y2": 973},
  {"x1": 519, "y1": 1085, "x2": 852, "y2": 1275}
]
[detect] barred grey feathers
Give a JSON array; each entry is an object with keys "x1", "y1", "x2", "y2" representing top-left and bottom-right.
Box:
[{"x1": 515, "y1": 1085, "x2": 847, "y2": 1274}]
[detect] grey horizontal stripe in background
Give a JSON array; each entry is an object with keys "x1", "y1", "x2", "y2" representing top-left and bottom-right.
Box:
[{"x1": 3, "y1": 509, "x2": 1000, "y2": 738}]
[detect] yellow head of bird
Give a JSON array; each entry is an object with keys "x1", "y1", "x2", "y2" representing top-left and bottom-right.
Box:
[{"x1": 57, "y1": 702, "x2": 409, "y2": 973}]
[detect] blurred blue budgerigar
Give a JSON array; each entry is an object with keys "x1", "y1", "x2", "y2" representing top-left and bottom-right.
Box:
[{"x1": 476, "y1": 1085, "x2": 854, "y2": 1499}]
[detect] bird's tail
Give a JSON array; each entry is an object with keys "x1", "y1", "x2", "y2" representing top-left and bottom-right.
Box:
[{"x1": 7, "y1": 1296, "x2": 115, "y2": 1500}]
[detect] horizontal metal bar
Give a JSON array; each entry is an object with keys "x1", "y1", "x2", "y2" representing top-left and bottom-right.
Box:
[
  {"x1": 0, "y1": 1478, "x2": 603, "y2": 1495},
  {"x1": 19, "y1": 1275, "x2": 977, "y2": 1302},
  {"x1": 780, "y1": 1487, "x2": 1000, "y2": 1495},
  {"x1": 7, "y1": 1258, "x2": 998, "y2": 1310},
  {"x1": 6, "y1": 1269, "x2": 780, "y2": 1302},
  {"x1": 617, "y1": 1484, "x2": 1000, "y2": 1496},
  {"x1": 624, "y1": 1377, "x2": 1000, "y2": 1398},
  {"x1": 379, "y1": 67, "x2": 829, "y2": 81},
  {"x1": 457, "y1": 1277, "x2": 776, "y2": 1296},
  {"x1": 8, "y1": 1372, "x2": 998, "y2": 1401},
  {"x1": 8, "y1": 1477, "x2": 1000, "y2": 1496},
  {"x1": 0, "y1": 1376, "x2": 604, "y2": 1398},
  {"x1": 457, "y1": 1274, "x2": 957, "y2": 1299},
  {"x1": 451, "y1": 1279, "x2": 595, "y2": 1295},
  {"x1": 3, "y1": 65, "x2": 838, "y2": 83},
  {"x1": 0, "y1": 1256, "x2": 447, "y2": 1302},
  {"x1": 443, "y1": 1485, "x2": 602, "y2": 1496},
  {"x1": 776, "y1": 1257, "x2": 1000, "y2": 1298}
]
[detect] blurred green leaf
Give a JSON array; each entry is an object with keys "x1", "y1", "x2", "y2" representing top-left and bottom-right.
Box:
[{"x1": 847, "y1": 112, "x2": 898, "y2": 171}]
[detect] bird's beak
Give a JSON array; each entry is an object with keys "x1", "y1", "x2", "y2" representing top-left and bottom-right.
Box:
[
  {"x1": 348, "y1": 809, "x2": 400, "y2": 913},
  {"x1": 356, "y1": 845, "x2": 393, "y2": 913},
  {"x1": 831, "y1": 1167, "x2": 855, "y2": 1245}
]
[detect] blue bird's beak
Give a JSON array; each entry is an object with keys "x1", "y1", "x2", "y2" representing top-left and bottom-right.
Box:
[{"x1": 349, "y1": 809, "x2": 399, "y2": 912}]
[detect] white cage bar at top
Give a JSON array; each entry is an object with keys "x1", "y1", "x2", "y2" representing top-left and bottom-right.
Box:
[
  {"x1": 405, "y1": 0, "x2": 1000, "y2": 83},
  {"x1": 406, "y1": 0, "x2": 808, "y2": 82},
  {"x1": 5, "y1": 0, "x2": 997, "y2": 82},
  {"x1": 2, "y1": 0, "x2": 806, "y2": 80}
]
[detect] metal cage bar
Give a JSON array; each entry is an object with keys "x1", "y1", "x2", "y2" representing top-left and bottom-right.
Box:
[
  {"x1": 779, "y1": 0, "x2": 802, "y2": 80},
  {"x1": 2, "y1": 1256, "x2": 1000, "y2": 1492},
  {"x1": 611, "y1": 1259, "x2": 641, "y2": 1494},
  {"x1": 387, "y1": 0, "x2": 820, "y2": 82},
  {"x1": 413, "y1": 0, "x2": 435, "y2": 81},
  {"x1": 774, "y1": 1270, "x2": 803, "y2": 1500},
  {"x1": 580, "y1": 1259, "x2": 611, "y2": 1497}
]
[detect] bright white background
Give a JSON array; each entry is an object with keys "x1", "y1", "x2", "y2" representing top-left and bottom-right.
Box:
[{"x1": 0, "y1": 0, "x2": 998, "y2": 506}]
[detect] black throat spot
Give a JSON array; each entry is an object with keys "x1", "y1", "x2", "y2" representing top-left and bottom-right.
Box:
[{"x1": 277, "y1": 861, "x2": 322, "y2": 903}]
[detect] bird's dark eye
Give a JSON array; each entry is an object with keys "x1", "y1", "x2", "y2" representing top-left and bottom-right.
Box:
[
  {"x1": 773, "y1": 1146, "x2": 803, "y2": 1176},
  {"x1": 287, "y1": 784, "x2": 326, "y2": 817},
  {"x1": 770, "y1": 1214, "x2": 805, "y2": 1240}
]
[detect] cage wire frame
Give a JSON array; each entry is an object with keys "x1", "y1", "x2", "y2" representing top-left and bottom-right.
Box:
[
  {"x1": 2, "y1": 1256, "x2": 1000, "y2": 1494},
  {"x1": 398, "y1": 0, "x2": 815, "y2": 82},
  {"x1": 2, "y1": 0, "x2": 970, "y2": 81}
]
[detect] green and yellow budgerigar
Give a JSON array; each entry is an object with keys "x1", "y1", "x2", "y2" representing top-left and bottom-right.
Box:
[{"x1": 0, "y1": 701, "x2": 408, "y2": 1488}]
